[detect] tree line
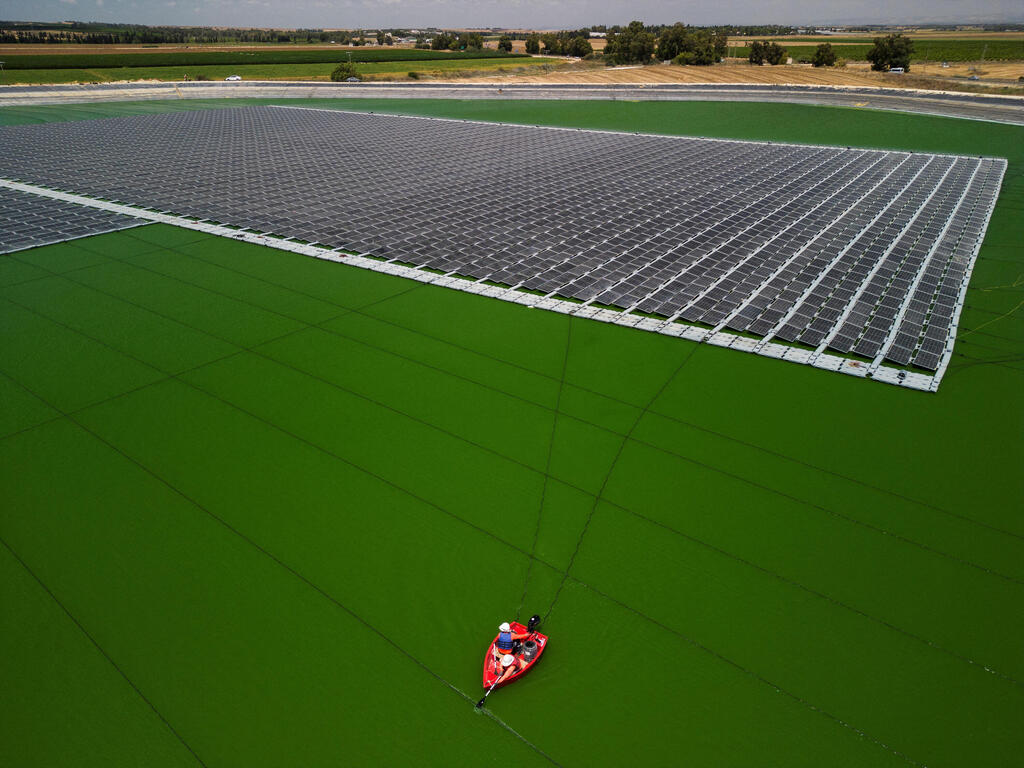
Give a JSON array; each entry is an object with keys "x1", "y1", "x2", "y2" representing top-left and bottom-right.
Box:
[
  {"x1": 596, "y1": 21, "x2": 724, "y2": 65},
  {"x1": 596, "y1": 21, "x2": 728, "y2": 65},
  {"x1": 0, "y1": 22, "x2": 431, "y2": 45},
  {"x1": 590, "y1": 23, "x2": 797, "y2": 35},
  {"x1": 573, "y1": 20, "x2": 916, "y2": 71},
  {"x1": 747, "y1": 34, "x2": 915, "y2": 69},
  {"x1": 523, "y1": 30, "x2": 594, "y2": 57},
  {"x1": 0, "y1": 25, "x2": 339, "y2": 44},
  {"x1": 428, "y1": 32, "x2": 486, "y2": 51}
]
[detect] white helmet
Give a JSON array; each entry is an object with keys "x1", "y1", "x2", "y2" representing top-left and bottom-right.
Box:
[
  {"x1": 501, "y1": 654, "x2": 515, "y2": 668},
  {"x1": 499, "y1": 622, "x2": 511, "y2": 633}
]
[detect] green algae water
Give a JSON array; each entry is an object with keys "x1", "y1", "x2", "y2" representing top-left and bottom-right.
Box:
[{"x1": 1, "y1": 99, "x2": 1022, "y2": 766}]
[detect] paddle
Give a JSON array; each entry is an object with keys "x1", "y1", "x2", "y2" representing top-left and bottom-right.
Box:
[{"x1": 476, "y1": 678, "x2": 501, "y2": 708}]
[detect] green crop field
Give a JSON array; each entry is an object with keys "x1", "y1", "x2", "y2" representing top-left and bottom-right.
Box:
[
  {"x1": 734, "y1": 44, "x2": 874, "y2": 60},
  {"x1": 0, "y1": 57, "x2": 552, "y2": 85},
  {"x1": 733, "y1": 38, "x2": 1024, "y2": 61},
  {"x1": 736, "y1": 37, "x2": 895, "y2": 43},
  {"x1": 0, "y1": 48, "x2": 527, "y2": 70},
  {"x1": 1, "y1": 98, "x2": 1022, "y2": 767}
]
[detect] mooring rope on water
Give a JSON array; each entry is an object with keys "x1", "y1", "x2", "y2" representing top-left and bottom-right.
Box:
[
  {"x1": 517, "y1": 315, "x2": 573, "y2": 621},
  {"x1": 543, "y1": 341, "x2": 701, "y2": 623}
]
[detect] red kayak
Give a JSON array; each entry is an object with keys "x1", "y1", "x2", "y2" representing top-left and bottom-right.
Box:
[{"x1": 482, "y1": 615, "x2": 548, "y2": 691}]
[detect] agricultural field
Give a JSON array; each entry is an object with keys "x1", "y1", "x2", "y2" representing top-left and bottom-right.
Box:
[
  {"x1": 3, "y1": 33, "x2": 1022, "y2": 86},
  {"x1": 731, "y1": 39, "x2": 1024, "y2": 62},
  {"x1": 542, "y1": 34, "x2": 1024, "y2": 64},
  {"x1": 906, "y1": 60, "x2": 1024, "y2": 81},
  {"x1": 467, "y1": 61, "x2": 1024, "y2": 93},
  {"x1": 0, "y1": 45, "x2": 535, "y2": 85},
  {"x1": 0, "y1": 57, "x2": 554, "y2": 85},
  {"x1": 0, "y1": 47, "x2": 527, "y2": 70},
  {"x1": 0, "y1": 97, "x2": 1021, "y2": 767}
]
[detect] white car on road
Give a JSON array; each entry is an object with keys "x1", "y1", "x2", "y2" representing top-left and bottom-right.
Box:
[{"x1": 225, "y1": 75, "x2": 242, "y2": 81}]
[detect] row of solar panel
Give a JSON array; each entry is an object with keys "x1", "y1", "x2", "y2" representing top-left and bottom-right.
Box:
[
  {"x1": 883, "y1": 159, "x2": 1004, "y2": 369},
  {"x1": 0, "y1": 106, "x2": 1001, "y2": 375},
  {"x1": 0, "y1": 187, "x2": 143, "y2": 253},
  {"x1": 829, "y1": 157, "x2": 978, "y2": 363},
  {"x1": 724, "y1": 154, "x2": 935, "y2": 340}
]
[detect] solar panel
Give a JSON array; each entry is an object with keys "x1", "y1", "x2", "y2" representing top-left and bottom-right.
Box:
[
  {"x1": 0, "y1": 106, "x2": 1005, "y2": 387},
  {"x1": 0, "y1": 186, "x2": 144, "y2": 253}
]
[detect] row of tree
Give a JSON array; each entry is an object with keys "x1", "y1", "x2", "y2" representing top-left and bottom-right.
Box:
[
  {"x1": 596, "y1": 22, "x2": 913, "y2": 71},
  {"x1": 0, "y1": 27, "x2": 339, "y2": 44},
  {"x1": 600, "y1": 21, "x2": 726, "y2": 66},
  {"x1": 747, "y1": 35, "x2": 912, "y2": 69},
  {"x1": 529, "y1": 30, "x2": 595, "y2": 57},
  {"x1": 844, "y1": 23, "x2": 1024, "y2": 32},
  {"x1": 0, "y1": 25, "x2": 441, "y2": 46},
  {"x1": 0, "y1": 20, "x2": 457, "y2": 46},
  {"x1": 747, "y1": 41, "x2": 788, "y2": 65},
  {"x1": 589, "y1": 23, "x2": 797, "y2": 36},
  {"x1": 656, "y1": 24, "x2": 728, "y2": 65},
  {"x1": 429, "y1": 32, "x2": 486, "y2": 51}
]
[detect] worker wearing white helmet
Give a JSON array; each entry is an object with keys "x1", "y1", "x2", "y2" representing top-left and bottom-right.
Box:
[
  {"x1": 495, "y1": 621, "x2": 531, "y2": 656},
  {"x1": 494, "y1": 653, "x2": 525, "y2": 685},
  {"x1": 492, "y1": 621, "x2": 531, "y2": 675}
]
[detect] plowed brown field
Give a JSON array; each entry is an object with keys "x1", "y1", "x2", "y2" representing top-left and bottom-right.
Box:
[{"x1": 461, "y1": 61, "x2": 1024, "y2": 90}]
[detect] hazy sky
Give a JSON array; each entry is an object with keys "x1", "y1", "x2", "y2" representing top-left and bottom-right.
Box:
[{"x1": 4, "y1": 0, "x2": 1022, "y2": 30}]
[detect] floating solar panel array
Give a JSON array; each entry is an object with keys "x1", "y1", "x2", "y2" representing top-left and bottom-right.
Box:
[
  {"x1": 0, "y1": 186, "x2": 145, "y2": 254},
  {"x1": 0, "y1": 106, "x2": 1005, "y2": 389}
]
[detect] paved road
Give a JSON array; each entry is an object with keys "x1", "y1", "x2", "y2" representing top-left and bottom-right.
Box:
[{"x1": 1, "y1": 80, "x2": 1022, "y2": 125}]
